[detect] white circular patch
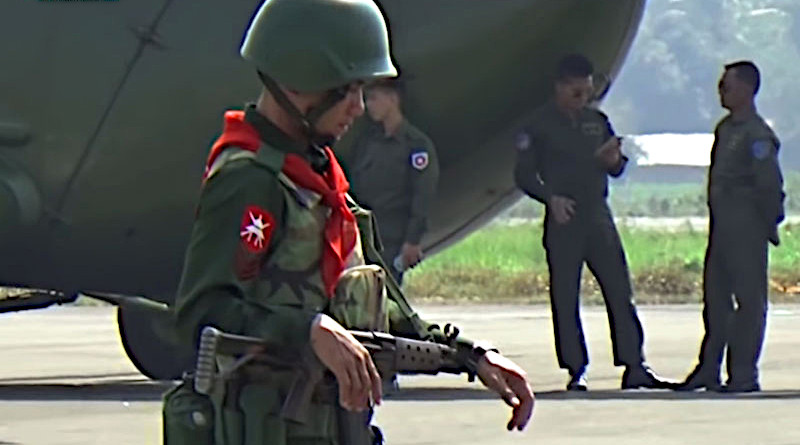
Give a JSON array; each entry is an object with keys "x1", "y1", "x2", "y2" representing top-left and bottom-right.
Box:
[{"x1": 410, "y1": 151, "x2": 429, "y2": 170}]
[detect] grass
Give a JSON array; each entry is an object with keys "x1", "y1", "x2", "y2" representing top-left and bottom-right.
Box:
[{"x1": 404, "y1": 221, "x2": 800, "y2": 305}]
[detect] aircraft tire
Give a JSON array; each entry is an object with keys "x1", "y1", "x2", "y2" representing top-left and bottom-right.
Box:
[{"x1": 117, "y1": 305, "x2": 194, "y2": 380}]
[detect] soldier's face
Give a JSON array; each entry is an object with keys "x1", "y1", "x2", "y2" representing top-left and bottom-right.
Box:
[
  {"x1": 718, "y1": 69, "x2": 749, "y2": 110},
  {"x1": 315, "y1": 83, "x2": 365, "y2": 139},
  {"x1": 365, "y1": 88, "x2": 399, "y2": 122},
  {"x1": 555, "y1": 76, "x2": 594, "y2": 112}
]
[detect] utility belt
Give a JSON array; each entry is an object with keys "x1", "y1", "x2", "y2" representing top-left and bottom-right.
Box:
[
  {"x1": 227, "y1": 366, "x2": 338, "y2": 406},
  {"x1": 164, "y1": 264, "x2": 389, "y2": 445}
]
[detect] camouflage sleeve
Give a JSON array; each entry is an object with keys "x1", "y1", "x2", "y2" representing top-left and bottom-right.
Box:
[
  {"x1": 174, "y1": 160, "x2": 317, "y2": 350},
  {"x1": 513, "y1": 124, "x2": 552, "y2": 204},
  {"x1": 353, "y1": 204, "x2": 481, "y2": 374},
  {"x1": 405, "y1": 137, "x2": 439, "y2": 245},
  {"x1": 751, "y1": 134, "x2": 785, "y2": 231}
]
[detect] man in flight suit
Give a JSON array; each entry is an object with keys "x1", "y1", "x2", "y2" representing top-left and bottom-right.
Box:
[
  {"x1": 514, "y1": 54, "x2": 673, "y2": 391},
  {"x1": 348, "y1": 79, "x2": 439, "y2": 285},
  {"x1": 678, "y1": 61, "x2": 785, "y2": 393},
  {"x1": 170, "y1": 1, "x2": 534, "y2": 443}
]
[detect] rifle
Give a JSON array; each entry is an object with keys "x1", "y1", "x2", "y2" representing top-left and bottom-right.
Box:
[{"x1": 193, "y1": 326, "x2": 463, "y2": 424}]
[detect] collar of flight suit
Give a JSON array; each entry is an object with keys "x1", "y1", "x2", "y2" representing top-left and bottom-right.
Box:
[
  {"x1": 371, "y1": 117, "x2": 413, "y2": 143},
  {"x1": 546, "y1": 99, "x2": 593, "y2": 127}
]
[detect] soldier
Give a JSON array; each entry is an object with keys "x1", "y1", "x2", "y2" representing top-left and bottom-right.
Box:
[
  {"x1": 348, "y1": 78, "x2": 439, "y2": 285},
  {"x1": 513, "y1": 54, "x2": 673, "y2": 391},
  {"x1": 170, "y1": 1, "x2": 534, "y2": 444},
  {"x1": 678, "y1": 61, "x2": 785, "y2": 393}
]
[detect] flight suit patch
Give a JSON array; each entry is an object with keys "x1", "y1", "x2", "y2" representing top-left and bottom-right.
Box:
[
  {"x1": 581, "y1": 122, "x2": 603, "y2": 136},
  {"x1": 751, "y1": 140, "x2": 772, "y2": 160},
  {"x1": 410, "y1": 150, "x2": 429, "y2": 170},
  {"x1": 726, "y1": 134, "x2": 743, "y2": 151},
  {"x1": 515, "y1": 132, "x2": 531, "y2": 151}
]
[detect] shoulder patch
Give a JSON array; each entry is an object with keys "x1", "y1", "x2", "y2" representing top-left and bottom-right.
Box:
[
  {"x1": 751, "y1": 140, "x2": 773, "y2": 160},
  {"x1": 410, "y1": 150, "x2": 429, "y2": 171},
  {"x1": 515, "y1": 132, "x2": 531, "y2": 151},
  {"x1": 239, "y1": 205, "x2": 274, "y2": 253}
]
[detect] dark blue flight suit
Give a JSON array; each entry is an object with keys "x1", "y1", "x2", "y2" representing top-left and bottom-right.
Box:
[
  {"x1": 513, "y1": 101, "x2": 645, "y2": 375},
  {"x1": 693, "y1": 111, "x2": 784, "y2": 389}
]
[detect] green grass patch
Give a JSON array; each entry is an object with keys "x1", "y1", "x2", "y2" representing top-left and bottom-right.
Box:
[{"x1": 404, "y1": 222, "x2": 800, "y2": 305}]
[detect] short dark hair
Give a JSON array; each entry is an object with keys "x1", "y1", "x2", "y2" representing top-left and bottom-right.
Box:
[
  {"x1": 556, "y1": 54, "x2": 594, "y2": 81},
  {"x1": 725, "y1": 60, "x2": 760, "y2": 94},
  {"x1": 368, "y1": 77, "x2": 406, "y2": 96}
]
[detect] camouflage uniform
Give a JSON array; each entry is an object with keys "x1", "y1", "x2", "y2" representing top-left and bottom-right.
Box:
[
  {"x1": 172, "y1": 105, "x2": 479, "y2": 445},
  {"x1": 166, "y1": 1, "x2": 483, "y2": 442}
]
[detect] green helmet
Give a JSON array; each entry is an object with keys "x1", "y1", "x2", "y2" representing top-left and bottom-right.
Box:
[{"x1": 240, "y1": 0, "x2": 398, "y2": 92}]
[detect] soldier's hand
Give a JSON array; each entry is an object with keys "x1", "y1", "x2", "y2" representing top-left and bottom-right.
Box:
[
  {"x1": 595, "y1": 136, "x2": 622, "y2": 169},
  {"x1": 548, "y1": 195, "x2": 576, "y2": 224},
  {"x1": 401, "y1": 243, "x2": 423, "y2": 269},
  {"x1": 477, "y1": 351, "x2": 535, "y2": 431},
  {"x1": 310, "y1": 314, "x2": 382, "y2": 411}
]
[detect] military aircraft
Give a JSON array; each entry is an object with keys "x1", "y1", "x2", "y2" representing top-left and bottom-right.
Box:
[{"x1": 0, "y1": 0, "x2": 645, "y2": 380}]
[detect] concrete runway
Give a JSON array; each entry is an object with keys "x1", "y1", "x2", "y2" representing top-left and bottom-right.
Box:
[{"x1": 0, "y1": 305, "x2": 798, "y2": 445}]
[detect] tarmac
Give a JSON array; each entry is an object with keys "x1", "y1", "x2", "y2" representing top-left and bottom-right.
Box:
[{"x1": 0, "y1": 304, "x2": 798, "y2": 445}]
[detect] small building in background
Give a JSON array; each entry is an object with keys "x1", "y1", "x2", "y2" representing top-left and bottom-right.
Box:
[{"x1": 621, "y1": 133, "x2": 712, "y2": 184}]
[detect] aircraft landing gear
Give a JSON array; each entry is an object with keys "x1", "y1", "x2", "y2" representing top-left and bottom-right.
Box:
[{"x1": 116, "y1": 302, "x2": 194, "y2": 381}]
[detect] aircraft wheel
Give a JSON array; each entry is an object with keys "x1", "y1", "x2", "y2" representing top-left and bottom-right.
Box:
[{"x1": 117, "y1": 305, "x2": 194, "y2": 380}]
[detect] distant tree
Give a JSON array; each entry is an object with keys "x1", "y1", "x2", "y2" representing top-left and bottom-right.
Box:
[{"x1": 604, "y1": 0, "x2": 800, "y2": 167}]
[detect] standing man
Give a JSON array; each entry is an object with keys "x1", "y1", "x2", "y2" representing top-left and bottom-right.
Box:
[
  {"x1": 679, "y1": 61, "x2": 784, "y2": 393},
  {"x1": 514, "y1": 54, "x2": 673, "y2": 391},
  {"x1": 168, "y1": 1, "x2": 533, "y2": 443},
  {"x1": 348, "y1": 78, "x2": 439, "y2": 285}
]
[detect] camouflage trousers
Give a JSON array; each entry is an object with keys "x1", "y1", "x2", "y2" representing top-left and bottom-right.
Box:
[{"x1": 164, "y1": 377, "x2": 382, "y2": 445}]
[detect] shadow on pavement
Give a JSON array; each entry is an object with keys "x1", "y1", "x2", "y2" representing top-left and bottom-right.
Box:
[
  {"x1": 0, "y1": 379, "x2": 174, "y2": 402},
  {"x1": 384, "y1": 387, "x2": 498, "y2": 401},
  {"x1": 534, "y1": 389, "x2": 800, "y2": 400},
  {"x1": 1, "y1": 380, "x2": 797, "y2": 403}
]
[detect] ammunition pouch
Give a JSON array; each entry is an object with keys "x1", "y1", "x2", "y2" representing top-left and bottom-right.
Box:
[
  {"x1": 163, "y1": 373, "x2": 215, "y2": 445},
  {"x1": 330, "y1": 264, "x2": 388, "y2": 332}
]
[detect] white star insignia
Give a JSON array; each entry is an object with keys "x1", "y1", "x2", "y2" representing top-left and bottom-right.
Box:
[{"x1": 240, "y1": 211, "x2": 270, "y2": 249}]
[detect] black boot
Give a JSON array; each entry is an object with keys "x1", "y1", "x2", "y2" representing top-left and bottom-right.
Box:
[
  {"x1": 676, "y1": 365, "x2": 722, "y2": 391},
  {"x1": 621, "y1": 364, "x2": 678, "y2": 390}
]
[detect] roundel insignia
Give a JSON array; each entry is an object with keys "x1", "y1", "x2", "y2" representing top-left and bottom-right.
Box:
[
  {"x1": 751, "y1": 140, "x2": 772, "y2": 160},
  {"x1": 410, "y1": 150, "x2": 429, "y2": 171},
  {"x1": 239, "y1": 205, "x2": 274, "y2": 253}
]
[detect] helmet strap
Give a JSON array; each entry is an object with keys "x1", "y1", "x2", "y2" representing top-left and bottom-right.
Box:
[{"x1": 258, "y1": 71, "x2": 350, "y2": 172}]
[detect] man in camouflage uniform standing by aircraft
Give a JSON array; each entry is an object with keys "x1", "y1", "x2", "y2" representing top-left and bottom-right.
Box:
[
  {"x1": 164, "y1": 1, "x2": 534, "y2": 444},
  {"x1": 679, "y1": 61, "x2": 785, "y2": 393}
]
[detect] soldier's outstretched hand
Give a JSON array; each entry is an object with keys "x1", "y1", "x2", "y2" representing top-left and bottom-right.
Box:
[
  {"x1": 477, "y1": 351, "x2": 535, "y2": 431},
  {"x1": 310, "y1": 314, "x2": 383, "y2": 411}
]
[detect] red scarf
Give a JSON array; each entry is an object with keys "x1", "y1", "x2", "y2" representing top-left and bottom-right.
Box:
[{"x1": 206, "y1": 110, "x2": 356, "y2": 297}]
